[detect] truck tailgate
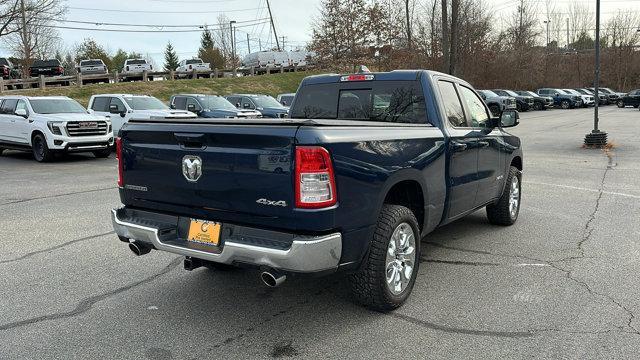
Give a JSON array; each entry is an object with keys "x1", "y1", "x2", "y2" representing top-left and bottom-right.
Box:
[{"x1": 119, "y1": 122, "x2": 299, "y2": 226}]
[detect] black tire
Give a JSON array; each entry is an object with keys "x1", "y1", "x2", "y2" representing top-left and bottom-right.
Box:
[
  {"x1": 488, "y1": 104, "x2": 500, "y2": 117},
  {"x1": 0, "y1": 148, "x2": 4, "y2": 156},
  {"x1": 348, "y1": 204, "x2": 420, "y2": 312},
  {"x1": 93, "y1": 149, "x2": 111, "y2": 158},
  {"x1": 617, "y1": 100, "x2": 625, "y2": 108},
  {"x1": 561, "y1": 100, "x2": 571, "y2": 109},
  {"x1": 487, "y1": 166, "x2": 521, "y2": 226},
  {"x1": 633, "y1": 104, "x2": 639, "y2": 108},
  {"x1": 32, "y1": 133, "x2": 54, "y2": 162},
  {"x1": 516, "y1": 102, "x2": 522, "y2": 112},
  {"x1": 534, "y1": 102, "x2": 543, "y2": 111}
]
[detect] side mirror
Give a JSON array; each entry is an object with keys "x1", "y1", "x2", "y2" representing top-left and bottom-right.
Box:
[
  {"x1": 235, "y1": 102, "x2": 241, "y2": 108},
  {"x1": 14, "y1": 108, "x2": 27, "y2": 118},
  {"x1": 109, "y1": 104, "x2": 120, "y2": 114},
  {"x1": 500, "y1": 110, "x2": 519, "y2": 128},
  {"x1": 281, "y1": 100, "x2": 287, "y2": 106},
  {"x1": 120, "y1": 112, "x2": 126, "y2": 118}
]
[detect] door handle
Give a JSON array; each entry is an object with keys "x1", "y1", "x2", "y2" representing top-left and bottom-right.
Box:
[
  {"x1": 450, "y1": 142, "x2": 468, "y2": 152},
  {"x1": 478, "y1": 141, "x2": 490, "y2": 148}
]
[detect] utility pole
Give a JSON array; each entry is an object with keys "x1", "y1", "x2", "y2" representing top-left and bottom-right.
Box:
[
  {"x1": 543, "y1": 20, "x2": 551, "y2": 48},
  {"x1": 229, "y1": 20, "x2": 236, "y2": 75},
  {"x1": 266, "y1": 0, "x2": 280, "y2": 51},
  {"x1": 441, "y1": 0, "x2": 449, "y2": 73},
  {"x1": 280, "y1": 36, "x2": 286, "y2": 51},
  {"x1": 259, "y1": 38, "x2": 262, "y2": 51},
  {"x1": 246, "y1": 33, "x2": 251, "y2": 54},
  {"x1": 20, "y1": 0, "x2": 30, "y2": 77},
  {"x1": 566, "y1": 18, "x2": 570, "y2": 49},
  {"x1": 404, "y1": 0, "x2": 412, "y2": 49},
  {"x1": 584, "y1": 0, "x2": 607, "y2": 147}
]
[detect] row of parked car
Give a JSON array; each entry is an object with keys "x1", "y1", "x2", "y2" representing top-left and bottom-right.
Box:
[
  {"x1": 0, "y1": 91, "x2": 293, "y2": 162},
  {"x1": 476, "y1": 87, "x2": 632, "y2": 116}
]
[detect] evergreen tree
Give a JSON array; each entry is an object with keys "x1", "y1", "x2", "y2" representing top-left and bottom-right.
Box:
[
  {"x1": 163, "y1": 41, "x2": 179, "y2": 71},
  {"x1": 198, "y1": 25, "x2": 225, "y2": 69}
]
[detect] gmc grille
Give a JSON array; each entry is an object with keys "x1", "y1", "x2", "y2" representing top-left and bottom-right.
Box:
[{"x1": 66, "y1": 121, "x2": 109, "y2": 137}]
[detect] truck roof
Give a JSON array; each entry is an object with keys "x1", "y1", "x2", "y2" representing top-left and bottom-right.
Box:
[
  {"x1": 301, "y1": 70, "x2": 437, "y2": 85},
  {"x1": 92, "y1": 94, "x2": 152, "y2": 98},
  {"x1": 0, "y1": 95, "x2": 70, "y2": 100}
]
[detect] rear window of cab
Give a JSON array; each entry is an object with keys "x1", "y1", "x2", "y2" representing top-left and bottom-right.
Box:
[{"x1": 290, "y1": 80, "x2": 427, "y2": 124}]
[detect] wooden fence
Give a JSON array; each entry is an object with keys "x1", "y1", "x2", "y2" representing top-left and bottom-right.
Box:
[{"x1": 0, "y1": 65, "x2": 310, "y2": 93}]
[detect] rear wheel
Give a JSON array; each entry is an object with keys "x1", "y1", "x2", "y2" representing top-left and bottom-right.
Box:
[
  {"x1": 487, "y1": 166, "x2": 521, "y2": 225},
  {"x1": 32, "y1": 133, "x2": 54, "y2": 162},
  {"x1": 348, "y1": 204, "x2": 420, "y2": 312},
  {"x1": 617, "y1": 100, "x2": 625, "y2": 108},
  {"x1": 561, "y1": 100, "x2": 571, "y2": 109},
  {"x1": 534, "y1": 102, "x2": 543, "y2": 111},
  {"x1": 93, "y1": 149, "x2": 111, "y2": 158}
]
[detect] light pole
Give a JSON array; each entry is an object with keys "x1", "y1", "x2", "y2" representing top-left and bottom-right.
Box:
[
  {"x1": 584, "y1": 0, "x2": 607, "y2": 147},
  {"x1": 229, "y1": 20, "x2": 237, "y2": 75},
  {"x1": 543, "y1": 20, "x2": 551, "y2": 48}
]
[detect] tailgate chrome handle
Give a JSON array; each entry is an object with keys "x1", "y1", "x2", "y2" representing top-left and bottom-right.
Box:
[{"x1": 174, "y1": 133, "x2": 206, "y2": 149}]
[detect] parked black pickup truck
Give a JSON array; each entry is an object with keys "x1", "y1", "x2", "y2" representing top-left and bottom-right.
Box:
[
  {"x1": 111, "y1": 70, "x2": 523, "y2": 310},
  {"x1": 28, "y1": 59, "x2": 64, "y2": 77}
]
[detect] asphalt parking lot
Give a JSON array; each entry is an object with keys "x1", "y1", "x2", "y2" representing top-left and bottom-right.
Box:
[{"x1": 1, "y1": 106, "x2": 639, "y2": 359}]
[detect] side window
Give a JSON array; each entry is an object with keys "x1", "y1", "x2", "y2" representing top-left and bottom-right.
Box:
[
  {"x1": 228, "y1": 97, "x2": 240, "y2": 107},
  {"x1": 459, "y1": 86, "x2": 490, "y2": 128},
  {"x1": 242, "y1": 97, "x2": 255, "y2": 109},
  {"x1": 110, "y1": 97, "x2": 126, "y2": 112},
  {"x1": 186, "y1": 97, "x2": 202, "y2": 111},
  {"x1": 1, "y1": 99, "x2": 18, "y2": 114},
  {"x1": 91, "y1": 97, "x2": 110, "y2": 112},
  {"x1": 437, "y1": 80, "x2": 467, "y2": 128},
  {"x1": 172, "y1": 96, "x2": 187, "y2": 110},
  {"x1": 15, "y1": 100, "x2": 28, "y2": 115}
]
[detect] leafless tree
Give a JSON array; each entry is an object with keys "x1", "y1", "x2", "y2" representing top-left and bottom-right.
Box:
[
  {"x1": 0, "y1": 0, "x2": 21, "y2": 38},
  {"x1": 2, "y1": 0, "x2": 65, "y2": 73}
]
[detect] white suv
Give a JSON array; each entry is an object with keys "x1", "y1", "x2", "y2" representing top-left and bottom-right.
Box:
[
  {"x1": 88, "y1": 94, "x2": 197, "y2": 136},
  {"x1": 0, "y1": 96, "x2": 113, "y2": 162}
]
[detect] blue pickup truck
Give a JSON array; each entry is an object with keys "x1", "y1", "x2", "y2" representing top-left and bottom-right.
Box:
[{"x1": 111, "y1": 70, "x2": 523, "y2": 311}]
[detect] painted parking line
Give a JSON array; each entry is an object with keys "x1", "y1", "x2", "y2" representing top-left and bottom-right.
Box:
[{"x1": 526, "y1": 181, "x2": 640, "y2": 200}]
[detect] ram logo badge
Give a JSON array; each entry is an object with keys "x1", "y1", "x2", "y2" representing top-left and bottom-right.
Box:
[
  {"x1": 182, "y1": 155, "x2": 202, "y2": 182},
  {"x1": 256, "y1": 198, "x2": 287, "y2": 207}
]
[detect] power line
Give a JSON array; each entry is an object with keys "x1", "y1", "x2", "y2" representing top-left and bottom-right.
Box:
[
  {"x1": 43, "y1": 20, "x2": 271, "y2": 33},
  {"x1": 45, "y1": 17, "x2": 271, "y2": 28},
  {"x1": 67, "y1": 6, "x2": 266, "y2": 14}
]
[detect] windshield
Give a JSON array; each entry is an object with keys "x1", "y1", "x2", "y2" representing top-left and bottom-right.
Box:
[
  {"x1": 124, "y1": 96, "x2": 168, "y2": 110},
  {"x1": 30, "y1": 99, "x2": 87, "y2": 114},
  {"x1": 252, "y1": 96, "x2": 284, "y2": 109},
  {"x1": 81, "y1": 60, "x2": 103, "y2": 66},
  {"x1": 504, "y1": 90, "x2": 519, "y2": 97},
  {"x1": 186, "y1": 59, "x2": 203, "y2": 65},
  {"x1": 601, "y1": 88, "x2": 615, "y2": 93},
  {"x1": 523, "y1": 91, "x2": 538, "y2": 97},
  {"x1": 480, "y1": 90, "x2": 499, "y2": 97},
  {"x1": 280, "y1": 95, "x2": 295, "y2": 104},
  {"x1": 291, "y1": 80, "x2": 427, "y2": 124},
  {"x1": 563, "y1": 89, "x2": 578, "y2": 95},
  {"x1": 555, "y1": 89, "x2": 568, "y2": 95},
  {"x1": 198, "y1": 96, "x2": 237, "y2": 111}
]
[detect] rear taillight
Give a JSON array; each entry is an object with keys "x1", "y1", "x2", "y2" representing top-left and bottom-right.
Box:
[
  {"x1": 116, "y1": 137, "x2": 123, "y2": 187},
  {"x1": 295, "y1": 146, "x2": 337, "y2": 209},
  {"x1": 126, "y1": 66, "x2": 129, "y2": 71}
]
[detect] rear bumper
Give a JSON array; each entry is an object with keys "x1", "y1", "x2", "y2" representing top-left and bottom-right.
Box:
[{"x1": 111, "y1": 208, "x2": 342, "y2": 273}]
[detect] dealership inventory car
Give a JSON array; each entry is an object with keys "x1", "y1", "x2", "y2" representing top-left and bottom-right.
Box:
[
  {"x1": 28, "y1": 59, "x2": 64, "y2": 77},
  {"x1": 477, "y1": 90, "x2": 517, "y2": 116},
  {"x1": 0, "y1": 96, "x2": 113, "y2": 162},
  {"x1": 175, "y1": 59, "x2": 211, "y2": 78},
  {"x1": 563, "y1": 89, "x2": 594, "y2": 107},
  {"x1": 111, "y1": 70, "x2": 523, "y2": 311},
  {"x1": 616, "y1": 89, "x2": 640, "y2": 108},
  {"x1": 121, "y1": 59, "x2": 153, "y2": 81},
  {"x1": 537, "y1": 88, "x2": 582, "y2": 109},
  {"x1": 588, "y1": 87, "x2": 621, "y2": 104},
  {"x1": 575, "y1": 88, "x2": 608, "y2": 105},
  {"x1": 276, "y1": 93, "x2": 296, "y2": 107},
  {"x1": 515, "y1": 91, "x2": 554, "y2": 110},
  {"x1": 170, "y1": 94, "x2": 262, "y2": 118},
  {"x1": 225, "y1": 94, "x2": 289, "y2": 118},
  {"x1": 88, "y1": 94, "x2": 196, "y2": 135},
  {"x1": 77, "y1": 59, "x2": 108, "y2": 76},
  {"x1": 492, "y1": 89, "x2": 534, "y2": 112}
]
